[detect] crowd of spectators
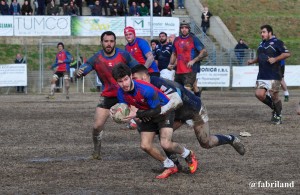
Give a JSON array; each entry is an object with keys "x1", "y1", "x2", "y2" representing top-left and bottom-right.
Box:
[{"x1": 0, "y1": 0, "x2": 180, "y2": 16}]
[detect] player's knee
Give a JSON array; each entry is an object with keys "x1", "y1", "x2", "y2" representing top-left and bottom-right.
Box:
[
  {"x1": 140, "y1": 143, "x2": 151, "y2": 152},
  {"x1": 160, "y1": 139, "x2": 171, "y2": 151}
]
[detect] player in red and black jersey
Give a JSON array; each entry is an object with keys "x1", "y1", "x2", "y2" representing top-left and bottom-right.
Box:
[{"x1": 76, "y1": 31, "x2": 139, "y2": 160}]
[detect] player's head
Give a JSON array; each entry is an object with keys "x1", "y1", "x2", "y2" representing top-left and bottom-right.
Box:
[
  {"x1": 124, "y1": 26, "x2": 136, "y2": 44},
  {"x1": 101, "y1": 31, "x2": 116, "y2": 55},
  {"x1": 159, "y1": 32, "x2": 168, "y2": 44},
  {"x1": 150, "y1": 39, "x2": 159, "y2": 50},
  {"x1": 112, "y1": 63, "x2": 133, "y2": 92},
  {"x1": 260, "y1": 24, "x2": 273, "y2": 41},
  {"x1": 131, "y1": 64, "x2": 150, "y2": 82},
  {"x1": 180, "y1": 20, "x2": 191, "y2": 36},
  {"x1": 57, "y1": 42, "x2": 64, "y2": 51}
]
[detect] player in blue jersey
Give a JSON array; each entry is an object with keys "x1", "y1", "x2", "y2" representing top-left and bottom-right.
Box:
[
  {"x1": 111, "y1": 63, "x2": 198, "y2": 179},
  {"x1": 131, "y1": 65, "x2": 246, "y2": 159},
  {"x1": 124, "y1": 26, "x2": 160, "y2": 77},
  {"x1": 248, "y1": 25, "x2": 290, "y2": 125},
  {"x1": 76, "y1": 31, "x2": 139, "y2": 160}
]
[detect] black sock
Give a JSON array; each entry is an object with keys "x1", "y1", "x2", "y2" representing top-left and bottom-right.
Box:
[
  {"x1": 274, "y1": 100, "x2": 282, "y2": 116},
  {"x1": 215, "y1": 134, "x2": 234, "y2": 145},
  {"x1": 262, "y1": 95, "x2": 274, "y2": 110}
]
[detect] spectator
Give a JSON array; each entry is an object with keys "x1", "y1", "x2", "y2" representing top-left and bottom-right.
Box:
[
  {"x1": 201, "y1": 6, "x2": 212, "y2": 34},
  {"x1": 168, "y1": 33, "x2": 176, "y2": 43},
  {"x1": 61, "y1": 0, "x2": 69, "y2": 15},
  {"x1": 139, "y1": 2, "x2": 148, "y2": 16},
  {"x1": 69, "y1": 56, "x2": 82, "y2": 83},
  {"x1": 178, "y1": 0, "x2": 184, "y2": 9},
  {"x1": 129, "y1": 1, "x2": 139, "y2": 16},
  {"x1": 21, "y1": 0, "x2": 33, "y2": 15},
  {"x1": 152, "y1": 1, "x2": 161, "y2": 16},
  {"x1": 15, "y1": 53, "x2": 26, "y2": 93},
  {"x1": 0, "y1": 0, "x2": 10, "y2": 15},
  {"x1": 110, "y1": 0, "x2": 124, "y2": 16},
  {"x1": 85, "y1": 0, "x2": 94, "y2": 9},
  {"x1": 37, "y1": 0, "x2": 46, "y2": 15},
  {"x1": 10, "y1": 0, "x2": 21, "y2": 15},
  {"x1": 91, "y1": 0, "x2": 102, "y2": 16},
  {"x1": 165, "y1": 0, "x2": 174, "y2": 14},
  {"x1": 117, "y1": 0, "x2": 127, "y2": 15},
  {"x1": 100, "y1": 0, "x2": 110, "y2": 16},
  {"x1": 67, "y1": 1, "x2": 79, "y2": 16},
  {"x1": 46, "y1": 0, "x2": 60, "y2": 15},
  {"x1": 234, "y1": 39, "x2": 249, "y2": 65},
  {"x1": 162, "y1": 2, "x2": 171, "y2": 16},
  {"x1": 75, "y1": 0, "x2": 82, "y2": 16}
]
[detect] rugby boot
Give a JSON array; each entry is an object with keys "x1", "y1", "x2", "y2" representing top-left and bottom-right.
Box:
[
  {"x1": 156, "y1": 165, "x2": 178, "y2": 179},
  {"x1": 230, "y1": 135, "x2": 246, "y2": 155},
  {"x1": 273, "y1": 115, "x2": 282, "y2": 125},
  {"x1": 185, "y1": 151, "x2": 198, "y2": 174}
]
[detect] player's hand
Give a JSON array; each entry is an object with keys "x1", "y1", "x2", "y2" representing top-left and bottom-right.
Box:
[
  {"x1": 76, "y1": 68, "x2": 84, "y2": 78},
  {"x1": 167, "y1": 64, "x2": 175, "y2": 70},
  {"x1": 187, "y1": 60, "x2": 195, "y2": 68},
  {"x1": 247, "y1": 59, "x2": 253, "y2": 65},
  {"x1": 122, "y1": 105, "x2": 138, "y2": 122},
  {"x1": 109, "y1": 105, "x2": 117, "y2": 118},
  {"x1": 267, "y1": 57, "x2": 276, "y2": 64}
]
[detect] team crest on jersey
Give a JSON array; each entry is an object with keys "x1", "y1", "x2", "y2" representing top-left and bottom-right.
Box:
[
  {"x1": 270, "y1": 42, "x2": 274, "y2": 45},
  {"x1": 108, "y1": 62, "x2": 113, "y2": 66}
]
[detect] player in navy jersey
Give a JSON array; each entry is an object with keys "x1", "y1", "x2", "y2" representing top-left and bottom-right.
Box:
[
  {"x1": 168, "y1": 21, "x2": 207, "y2": 97},
  {"x1": 76, "y1": 31, "x2": 139, "y2": 160},
  {"x1": 248, "y1": 25, "x2": 290, "y2": 125},
  {"x1": 111, "y1": 63, "x2": 198, "y2": 179},
  {"x1": 131, "y1": 65, "x2": 246, "y2": 160},
  {"x1": 124, "y1": 26, "x2": 160, "y2": 77},
  {"x1": 47, "y1": 42, "x2": 73, "y2": 99}
]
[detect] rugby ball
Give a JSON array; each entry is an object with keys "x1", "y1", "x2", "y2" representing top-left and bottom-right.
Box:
[{"x1": 111, "y1": 103, "x2": 130, "y2": 123}]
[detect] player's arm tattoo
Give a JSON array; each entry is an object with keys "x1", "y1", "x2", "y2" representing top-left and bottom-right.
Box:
[
  {"x1": 194, "y1": 49, "x2": 208, "y2": 62},
  {"x1": 144, "y1": 52, "x2": 155, "y2": 68}
]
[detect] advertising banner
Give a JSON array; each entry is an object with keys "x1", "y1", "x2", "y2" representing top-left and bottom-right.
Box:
[
  {"x1": 0, "y1": 64, "x2": 27, "y2": 87},
  {"x1": 126, "y1": 17, "x2": 179, "y2": 36},
  {"x1": 14, "y1": 16, "x2": 71, "y2": 36},
  {"x1": 0, "y1": 16, "x2": 14, "y2": 36},
  {"x1": 72, "y1": 17, "x2": 125, "y2": 36},
  {"x1": 232, "y1": 65, "x2": 300, "y2": 87},
  {"x1": 197, "y1": 66, "x2": 230, "y2": 87}
]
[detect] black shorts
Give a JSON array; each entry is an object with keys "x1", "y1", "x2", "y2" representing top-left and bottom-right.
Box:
[
  {"x1": 149, "y1": 72, "x2": 160, "y2": 77},
  {"x1": 97, "y1": 97, "x2": 119, "y2": 109},
  {"x1": 175, "y1": 72, "x2": 197, "y2": 89},
  {"x1": 138, "y1": 111, "x2": 174, "y2": 133},
  {"x1": 281, "y1": 66, "x2": 285, "y2": 78},
  {"x1": 53, "y1": 71, "x2": 70, "y2": 79},
  {"x1": 175, "y1": 106, "x2": 198, "y2": 122}
]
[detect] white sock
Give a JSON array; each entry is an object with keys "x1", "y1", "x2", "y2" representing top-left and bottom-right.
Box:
[
  {"x1": 50, "y1": 84, "x2": 56, "y2": 95},
  {"x1": 163, "y1": 158, "x2": 175, "y2": 168},
  {"x1": 181, "y1": 148, "x2": 190, "y2": 158},
  {"x1": 284, "y1": 91, "x2": 289, "y2": 96}
]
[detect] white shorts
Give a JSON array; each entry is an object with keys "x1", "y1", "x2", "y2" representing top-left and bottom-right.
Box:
[{"x1": 256, "y1": 80, "x2": 281, "y2": 92}]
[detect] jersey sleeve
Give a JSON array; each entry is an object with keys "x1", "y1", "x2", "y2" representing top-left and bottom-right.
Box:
[
  {"x1": 138, "y1": 39, "x2": 152, "y2": 57},
  {"x1": 79, "y1": 52, "x2": 98, "y2": 75},
  {"x1": 276, "y1": 40, "x2": 289, "y2": 54},
  {"x1": 64, "y1": 51, "x2": 73, "y2": 63},
  {"x1": 193, "y1": 36, "x2": 205, "y2": 52}
]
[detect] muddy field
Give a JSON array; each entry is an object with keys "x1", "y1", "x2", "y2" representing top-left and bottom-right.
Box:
[{"x1": 0, "y1": 90, "x2": 299, "y2": 194}]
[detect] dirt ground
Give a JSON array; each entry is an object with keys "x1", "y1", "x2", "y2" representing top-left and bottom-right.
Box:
[{"x1": 0, "y1": 90, "x2": 299, "y2": 194}]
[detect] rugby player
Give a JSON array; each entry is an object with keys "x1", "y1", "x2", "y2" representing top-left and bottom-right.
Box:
[
  {"x1": 112, "y1": 63, "x2": 198, "y2": 179},
  {"x1": 76, "y1": 31, "x2": 139, "y2": 160},
  {"x1": 248, "y1": 25, "x2": 291, "y2": 124}
]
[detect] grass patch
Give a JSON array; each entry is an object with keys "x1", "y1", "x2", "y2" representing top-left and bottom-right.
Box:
[{"x1": 201, "y1": 0, "x2": 300, "y2": 64}]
